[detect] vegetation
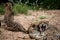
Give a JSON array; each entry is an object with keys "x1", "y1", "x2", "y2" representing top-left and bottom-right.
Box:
[
  {"x1": 14, "y1": 0, "x2": 60, "y2": 9},
  {"x1": 35, "y1": 15, "x2": 48, "y2": 22},
  {"x1": 39, "y1": 15, "x2": 47, "y2": 19},
  {"x1": 0, "y1": 4, "x2": 5, "y2": 15},
  {"x1": 0, "y1": 3, "x2": 29, "y2": 15},
  {"x1": 13, "y1": 3, "x2": 29, "y2": 15},
  {"x1": 0, "y1": 0, "x2": 60, "y2": 15}
]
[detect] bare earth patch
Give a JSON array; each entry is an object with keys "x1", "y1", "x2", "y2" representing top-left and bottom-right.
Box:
[{"x1": 0, "y1": 10, "x2": 60, "y2": 40}]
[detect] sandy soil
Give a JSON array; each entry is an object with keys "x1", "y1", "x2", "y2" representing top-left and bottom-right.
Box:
[{"x1": 0, "y1": 10, "x2": 60, "y2": 40}]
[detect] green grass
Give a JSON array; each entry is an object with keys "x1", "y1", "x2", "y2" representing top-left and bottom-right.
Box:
[
  {"x1": 0, "y1": 4, "x2": 5, "y2": 15},
  {"x1": 35, "y1": 15, "x2": 48, "y2": 22},
  {"x1": 39, "y1": 15, "x2": 47, "y2": 19},
  {"x1": 0, "y1": 3, "x2": 47, "y2": 15},
  {"x1": 13, "y1": 3, "x2": 29, "y2": 15},
  {"x1": 0, "y1": 3, "x2": 30, "y2": 15}
]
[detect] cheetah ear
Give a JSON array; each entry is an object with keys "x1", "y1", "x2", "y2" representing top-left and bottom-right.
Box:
[
  {"x1": 5, "y1": 2, "x2": 13, "y2": 7},
  {"x1": 30, "y1": 24, "x2": 36, "y2": 28},
  {"x1": 5, "y1": 3, "x2": 8, "y2": 7}
]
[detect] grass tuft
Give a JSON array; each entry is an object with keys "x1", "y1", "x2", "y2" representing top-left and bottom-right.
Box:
[
  {"x1": 0, "y1": 4, "x2": 5, "y2": 15},
  {"x1": 39, "y1": 15, "x2": 47, "y2": 19},
  {"x1": 13, "y1": 3, "x2": 29, "y2": 15}
]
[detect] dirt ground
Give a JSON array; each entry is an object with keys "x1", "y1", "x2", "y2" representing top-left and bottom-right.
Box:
[{"x1": 0, "y1": 10, "x2": 60, "y2": 40}]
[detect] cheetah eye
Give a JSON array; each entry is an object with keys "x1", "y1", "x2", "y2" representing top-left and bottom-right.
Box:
[{"x1": 43, "y1": 24, "x2": 47, "y2": 27}]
